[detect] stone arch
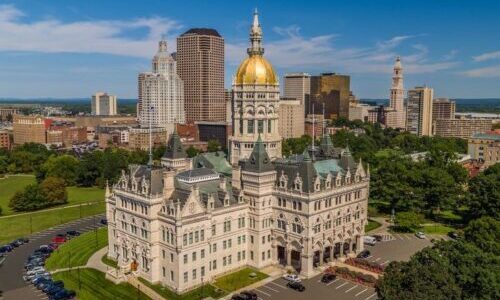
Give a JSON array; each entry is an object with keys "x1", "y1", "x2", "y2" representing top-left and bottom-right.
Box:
[{"x1": 290, "y1": 239, "x2": 302, "y2": 251}]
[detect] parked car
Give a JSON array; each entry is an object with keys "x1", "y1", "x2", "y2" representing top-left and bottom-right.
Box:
[
  {"x1": 282, "y1": 273, "x2": 301, "y2": 282},
  {"x1": 42, "y1": 281, "x2": 64, "y2": 293},
  {"x1": 26, "y1": 266, "x2": 46, "y2": 275},
  {"x1": 240, "y1": 291, "x2": 258, "y2": 300},
  {"x1": 0, "y1": 254, "x2": 6, "y2": 267},
  {"x1": 357, "y1": 250, "x2": 371, "y2": 259},
  {"x1": 100, "y1": 218, "x2": 108, "y2": 225},
  {"x1": 36, "y1": 278, "x2": 54, "y2": 290},
  {"x1": 45, "y1": 285, "x2": 64, "y2": 296},
  {"x1": 52, "y1": 235, "x2": 67, "y2": 244},
  {"x1": 363, "y1": 236, "x2": 377, "y2": 246},
  {"x1": 32, "y1": 276, "x2": 51, "y2": 286},
  {"x1": 50, "y1": 289, "x2": 76, "y2": 300},
  {"x1": 0, "y1": 245, "x2": 13, "y2": 253},
  {"x1": 231, "y1": 295, "x2": 248, "y2": 300},
  {"x1": 415, "y1": 231, "x2": 426, "y2": 239},
  {"x1": 49, "y1": 243, "x2": 59, "y2": 250},
  {"x1": 448, "y1": 231, "x2": 459, "y2": 240},
  {"x1": 24, "y1": 271, "x2": 50, "y2": 281},
  {"x1": 287, "y1": 281, "x2": 306, "y2": 292},
  {"x1": 321, "y1": 273, "x2": 336, "y2": 283},
  {"x1": 372, "y1": 234, "x2": 383, "y2": 242},
  {"x1": 66, "y1": 231, "x2": 80, "y2": 237}
]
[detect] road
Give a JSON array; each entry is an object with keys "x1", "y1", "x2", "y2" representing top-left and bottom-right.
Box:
[{"x1": 0, "y1": 214, "x2": 106, "y2": 300}]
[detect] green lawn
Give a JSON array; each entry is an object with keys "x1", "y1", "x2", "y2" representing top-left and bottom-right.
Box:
[
  {"x1": 365, "y1": 219, "x2": 382, "y2": 232},
  {"x1": 0, "y1": 175, "x2": 104, "y2": 217},
  {"x1": 0, "y1": 201, "x2": 105, "y2": 244},
  {"x1": 0, "y1": 175, "x2": 36, "y2": 215},
  {"x1": 138, "y1": 278, "x2": 227, "y2": 300},
  {"x1": 213, "y1": 267, "x2": 268, "y2": 292},
  {"x1": 422, "y1": 223, "x2": 455, "y2": 235},
  {"x1": 102, "y1": 254, "x2": 118, "y2": 269},
  {"x1": 45, "y1": 228, "x2": 108, "y2": 271},
  {"x1": 53, "y1": 269, "x2": 151, "y2": 300}
]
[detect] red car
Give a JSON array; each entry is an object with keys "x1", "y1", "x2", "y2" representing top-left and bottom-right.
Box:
[{"x1": 51, "y1": 236, "x2": 66, "y2": 244}]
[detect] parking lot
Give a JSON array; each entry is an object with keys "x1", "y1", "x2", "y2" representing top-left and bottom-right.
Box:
[
  {"x1": 252, "y1": 275, "x2": 377, "y2": 300},
  {"x1": 248, "y1": 233, "x2": 448, "y2": 300},
  {"x1": 0, "y1": 214, "x2": 105, "y2": 300}
]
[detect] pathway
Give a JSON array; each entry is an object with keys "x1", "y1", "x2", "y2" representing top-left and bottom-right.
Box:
[{"x1": 0, "y1": 202, "x2": 101, "y2": 219}]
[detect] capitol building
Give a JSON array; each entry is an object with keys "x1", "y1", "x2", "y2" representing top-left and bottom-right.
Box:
[{"x1": 105, "y1": 10, "x2": 370, "y2": 293}]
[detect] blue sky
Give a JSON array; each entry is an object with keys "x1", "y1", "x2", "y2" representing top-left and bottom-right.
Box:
[{"x1": 0, "y1": 0, "x2": 499, "y2": 99}]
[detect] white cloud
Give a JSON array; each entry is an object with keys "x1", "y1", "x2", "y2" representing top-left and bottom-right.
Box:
[
  {"x1": 227, "y1": 26, "x2": 456, "y2": 75},
  {"x1": 472, "y1": 51, "x2": 500, "y2": 62},
  {"x1": 460, "y1": 66, "x2": 500, "y2": 78},
  {"x1": 0, "y1": 5, "x2": 457, "y2": 76},
  {"x1": 0, "y1": 4, "x2": 181, "y2": 58}
]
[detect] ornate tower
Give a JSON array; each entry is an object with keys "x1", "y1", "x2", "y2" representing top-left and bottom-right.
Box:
[
  {"x1": 228, "y1": 9, "x2": 282, "y2": 165},
  {"x1": 387, "y1": 56, "x2": 406, "y2": 129}
]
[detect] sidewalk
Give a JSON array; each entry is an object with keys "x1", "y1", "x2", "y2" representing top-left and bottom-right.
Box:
[{"x1": 86, "y1": 246, "x2": 108, "y2": 272}]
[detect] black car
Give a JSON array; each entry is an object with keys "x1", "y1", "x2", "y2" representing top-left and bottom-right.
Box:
[
  {"x1": 287, "y1": 281, "x2": 306, "y2": 292},
  {"x1": 357, "y1": 250, "x2": 371, "y2": 259},
  {"x1": 321, "y1": 273, "x2": 336, "y2": 283},
  {"x1": 240, "y1": 291, "x2": 258, "y2": 300},
  {"x1": 231, "y1": 295, "x2": 248, "y2": 300},
  {"x1": 66, "y1": 231, "x2": 80, "y2": 237},
  {"x1": 372, "y1": 234, "x2": 383, "y2": 242},
  {"x1": 0, "y1": 245, "x2": 13, "y2": 253},
  {"x1": 100, "y1": 218, "x2": 108, "y2": 225},
  {"x1": 42, "y1": 281, "x2": 64, "y2": 293}
]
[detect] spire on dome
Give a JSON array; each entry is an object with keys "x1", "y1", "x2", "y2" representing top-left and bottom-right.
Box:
[
  {"x1": 163, "y1": 128, "x2": 186, "y2": 159},
  {"x1": 158, "y1": 37, "x2": 168, "y2": 53},
  {"x1": 247, "y1": 9, "x2": 264, "y2": 56}
]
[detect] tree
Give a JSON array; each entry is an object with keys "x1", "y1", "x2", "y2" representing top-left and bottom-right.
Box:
[
  {"x1": 0, "y1": 155, "x2": 8, "y2": 176},
  {"x1": 40, "y1": 177, "x2": 68, "y2": 206},
  {"x1": 377, "y1": 247, "x2": 461, "y2": 300},
  {"x1": 40, "y1": 154, "x2": 80, "y2": 185},
  {"x1": 207, "y1": 139, "x2": 221, "y2": 153},
  {"x1": 414, "y1": 166, "x2": 460, "y2": 215},
  {"x1": 465, "y1": 163, "x2": 500, "y2": 220},
  {"x1": 394, "y1": 211, "x2": 424, "y2": 232},
  {"x1": 463, "y1": 217, "x2": 499, "y2": 255},
  {"x1": 186, "y1": 146, "x2": 199, "y2": 158},
  {"x1": 76, "y1": 151, "x2": 103, "y2": 187},
  {"x1": 9, "y1": 184, "x2": 47, "y2": 211},
  {"x1": 153, "y1": 145, "x2": 166, "y2": 160}
]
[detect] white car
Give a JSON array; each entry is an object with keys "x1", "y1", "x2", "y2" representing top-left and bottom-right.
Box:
[
  {"x1": 283, "y1": 274, "x2": 301, "y2": 282},
  {"x1": 26, "y1": 267, "x2": 46, "y2": 275},
  {"x1": 23, "y1": 271, "x2": 49, "y2": 281},
  {"x1": 415, "y1": 231, "x2": 426, "y2": 239}
]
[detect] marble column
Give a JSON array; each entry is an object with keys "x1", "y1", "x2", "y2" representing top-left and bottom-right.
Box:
[
  {"x1": 286, "y1": 249, "x2": 292, "y2": 266},
  {"x1": 301, "y1": 253, "x2": 314, "y2": 277}
]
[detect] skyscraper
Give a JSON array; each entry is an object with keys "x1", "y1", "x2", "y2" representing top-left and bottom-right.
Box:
[
  {"x1": 177, "y1": 28, "x2": 225, "y2": 123},
  {"x1": 137, "y1": 38, "x2": 185, "y2": 129},
  {"x1": 284, "y1": 73, "x2": 310, "y2": 106},
  {"x1": 228, "y1": 9, "x2": 281, "y2": 165},
  {"x1": 91, "y1": 92, "x2": 117, "y2": 116},
  {"x1": 279, "y1": 97, "x2": 304, "y2": 139},
  {"x1": 406, "y1": 86, "x2": 434, "y2": 136},
  {"x1": 309, "y1": 73, "x2": 350, "y2": 119},
  {"x1": 385, "y1": 57, "x2": 406, "y2": 129}
]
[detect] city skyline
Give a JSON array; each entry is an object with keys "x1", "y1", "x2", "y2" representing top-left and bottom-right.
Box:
[{"x1": 0, "y1": 0, "x2": 499, "y2": 99}]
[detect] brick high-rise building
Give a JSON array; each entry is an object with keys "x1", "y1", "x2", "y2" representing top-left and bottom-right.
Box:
[
  {"x1": 432, "y1": 98, "x2": 456, "y2": 120},
  {"x1": 0, "y1": 130, "x2": 10, "y2": 149},
  {"x1": 406, "y1": 86, "x2": 434, "y2": 136},
  {"x1": 13, "y1": 115, "x2": 51, "y2": 145},
  {"x1": 308, "y1": 73, "x2": 350, "y2": 119},
  {"x1": 279, "y1": 97, "x2": 304, "y2": 139},
  {"x1": 177, "y1": 28, "x2": 225, "y2": 123}
]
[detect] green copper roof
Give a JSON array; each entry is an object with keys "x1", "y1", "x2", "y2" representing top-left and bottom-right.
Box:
[
  {"x1": 193, "y1": 151, "x2": 232, "y2": 176},
  {"x1": 314, "y1": 159, "x2": 343, "y2": 176},
  {"x1": 163, "y1": 129, "x2": 186, "y2": 159}
]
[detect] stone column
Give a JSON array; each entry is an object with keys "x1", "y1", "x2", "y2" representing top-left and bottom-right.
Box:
[
  {"x1": 301, "y1": 253, "x2": 314, "y2": 277},
  {"x1": 286, "y1": 249, "x2": 292, "y2": 266},
  {"x1": 319, "y1": 250, "x2": 324, "y2": 265},
  {"x1": 357, "y1": 235, "x2": 364, "y2": 252},
  {"x1": 339, "y1": 242, "x2": 344, "y2": 258},
  {"x1": 329, "y1": 246, "x2": 334, "y2": 262}
]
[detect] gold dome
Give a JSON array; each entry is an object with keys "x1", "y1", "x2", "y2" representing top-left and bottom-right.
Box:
[{"x1": 235, "y1": 54, "x2": 278, "y2": 85}]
